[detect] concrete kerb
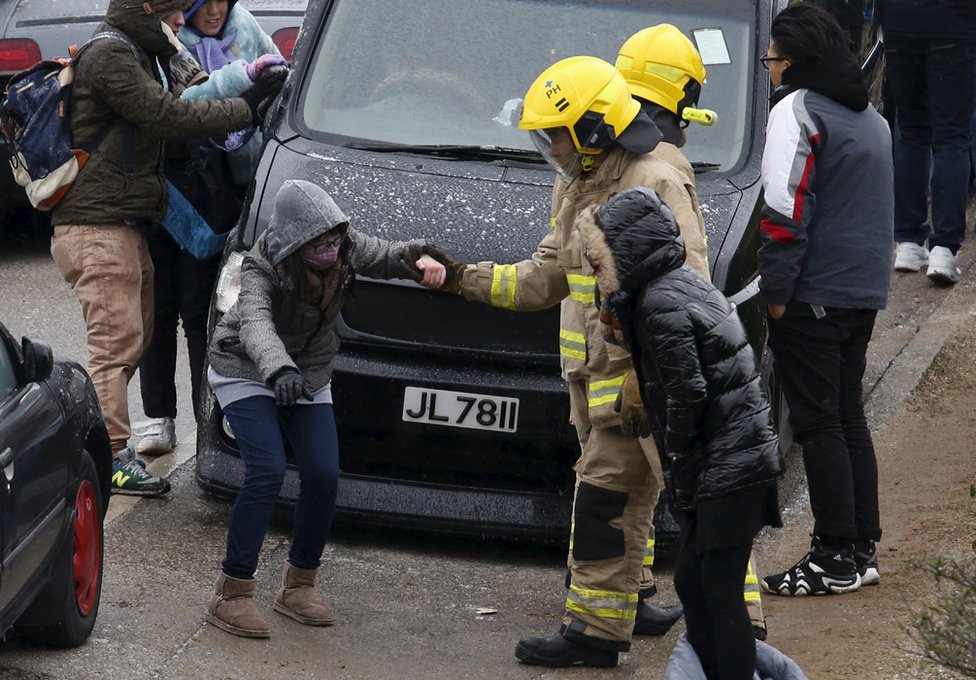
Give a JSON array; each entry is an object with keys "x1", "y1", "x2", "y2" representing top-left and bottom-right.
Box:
[
  {"x1": 865, "y1": 261, "x2": 976, "y2": 428},
  {"x1": 864, "y1": 199, "x2": 976, "y2": 428}
]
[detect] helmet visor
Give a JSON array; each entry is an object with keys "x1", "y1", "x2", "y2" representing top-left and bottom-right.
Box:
[{"x1": 529, "y1": 127, "x2": 580, "y2": 180}]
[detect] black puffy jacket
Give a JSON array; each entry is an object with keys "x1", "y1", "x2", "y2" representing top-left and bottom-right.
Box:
[{"x1": 581, "y1": 187, "x2": 783, "y2": 512}]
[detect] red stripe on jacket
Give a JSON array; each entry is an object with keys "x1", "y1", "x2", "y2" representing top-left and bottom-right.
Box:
[
  {"x1": 792, "y1": 133, "x2": 820, "y2": 222},
  {"x1": 760, "y1": 216, "x2": 795, "y2": 243}
]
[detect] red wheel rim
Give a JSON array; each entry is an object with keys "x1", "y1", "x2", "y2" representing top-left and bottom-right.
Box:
[{"x1": 72, "y1": 479, "x2": 101, "y2": 616}]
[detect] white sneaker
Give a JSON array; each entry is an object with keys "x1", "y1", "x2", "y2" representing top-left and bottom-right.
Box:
[
  {"x1": 926, "y1": 246, "x2": 962, "y2": 285},
  {"x1": 893, "y1": 242, "x2": 928, "y2": 272},
  {"x1": 133, "y1": 417, "x2": 177, "y2": 455}
]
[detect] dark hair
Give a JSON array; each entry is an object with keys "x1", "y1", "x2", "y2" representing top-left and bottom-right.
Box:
[{"x1": 770, "y1": 2, "x2": 853, "y2": 65}]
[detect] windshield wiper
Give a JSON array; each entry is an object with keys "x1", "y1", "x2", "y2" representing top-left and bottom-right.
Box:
[
  {"x1": 691, "y1": 161, "x2": 722, "y2": 172},
  {"x1": 345, "y1": 142, "x2": 544, "y2": 163}
]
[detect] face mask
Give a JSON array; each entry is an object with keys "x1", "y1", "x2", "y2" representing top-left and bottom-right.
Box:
[{"x1": 300, "y1": 237, "x2": 341, "y2": 271}]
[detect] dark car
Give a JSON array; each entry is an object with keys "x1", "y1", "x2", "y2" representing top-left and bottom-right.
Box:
[
  {"x1": 196, "y1": 0, "x2": 885, "y2": 541},
  {"x1": 0, "y1": 0, "x2": 308, "y2": 218},
  {"x1": 0, "y1": 320, "x2": 111, "y2": 646}
]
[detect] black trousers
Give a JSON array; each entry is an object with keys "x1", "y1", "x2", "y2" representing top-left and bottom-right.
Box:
[
  {"x1": 673, "y1": 517, "x2": 755, "y2": 680},
  {"x1": 139, "y1": 228, "x2": 220, "y2": 420},
  {"x1": 768, "y1": 302, "x2": 882, "y2": 542}
]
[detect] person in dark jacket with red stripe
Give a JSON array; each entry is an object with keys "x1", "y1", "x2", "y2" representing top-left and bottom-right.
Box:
[
  {"x1": 757, "y1": 2, "x2": 893, "y2": 597},
  {"x1": 582, "y1": 186, "x2": 783, "y2": 680}
]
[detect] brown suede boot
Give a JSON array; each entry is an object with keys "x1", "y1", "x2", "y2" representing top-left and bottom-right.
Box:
[
  {"x1": 273, "y1": 562, "x2": 334, "y2": 626},
  {"x1": 205, "y1": 572, "x2": 270, "y2": 638}
]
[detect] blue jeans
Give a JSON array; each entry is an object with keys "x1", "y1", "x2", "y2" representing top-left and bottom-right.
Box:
[
  {"x1": 221, "y1": 396, "x2": 340, "y2": 579},
  {"x1": 886, "y1": 40, "x2": 976, "y2": 253}
]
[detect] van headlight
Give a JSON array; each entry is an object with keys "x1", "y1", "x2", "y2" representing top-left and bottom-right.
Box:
[{"x1": 215, "y1": 251, "x2": 245, "y2": 313}]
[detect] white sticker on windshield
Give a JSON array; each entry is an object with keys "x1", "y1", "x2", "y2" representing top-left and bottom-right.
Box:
[{"x1": 693, "y1": 28, "x2": 731, "y2": 65}]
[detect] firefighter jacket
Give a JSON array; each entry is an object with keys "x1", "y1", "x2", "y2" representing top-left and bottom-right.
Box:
[{"x1": 458, "y1": 143, "x2": 708, "y2": 430}]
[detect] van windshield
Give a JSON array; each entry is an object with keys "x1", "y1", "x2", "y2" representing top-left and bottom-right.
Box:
[{"x1": 300, "y1": 0, "x2": 756, "y2": 172}]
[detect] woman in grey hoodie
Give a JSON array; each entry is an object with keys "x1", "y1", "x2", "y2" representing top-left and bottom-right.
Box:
[{"x1": 204, "y1": 179, "x2": 447, "y2": 638}]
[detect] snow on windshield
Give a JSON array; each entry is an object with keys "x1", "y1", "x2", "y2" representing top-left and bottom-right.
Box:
[{"x1": 301, "y1": 0, "x2": 753, "y2": 170}]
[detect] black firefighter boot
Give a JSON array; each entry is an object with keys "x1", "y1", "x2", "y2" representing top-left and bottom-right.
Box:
[
  {"x1": 633, "y1": 598, "x2": 684, "y2": 636},
  {"x1": 515, "y1": 621, "x2": 620, "y2": 668},
  {"x1": 631, "y1": 583, "x2": 684, "y2": 636}
]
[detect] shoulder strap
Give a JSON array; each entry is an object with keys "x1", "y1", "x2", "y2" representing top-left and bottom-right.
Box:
[
  {"x1": 82, "y1": 31, "x2": 141, "y2": 61},
  {"x1": 70, "y1": 31, "x2": 141, "y2": 159}
]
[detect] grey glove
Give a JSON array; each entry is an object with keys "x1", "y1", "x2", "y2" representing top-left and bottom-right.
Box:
[
  {"x1": 239, "y1": 65, "x2": 287, "y2": 125},
  {"x1": 272, "y1": 369, "x2": 313, "y2": 407}
]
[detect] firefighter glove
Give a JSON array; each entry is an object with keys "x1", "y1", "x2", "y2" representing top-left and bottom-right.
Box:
[
  {"x1": 272, "y1": 369, "x2": 313, "y2": 407},
  {"x1": 615, "y1": 369, "x2": 651, "y2": 438},
  {"x1": 400, "y1": 243, "x2": 467, "y2": 294}
]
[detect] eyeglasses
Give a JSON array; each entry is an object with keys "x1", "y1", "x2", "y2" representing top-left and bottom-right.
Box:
[
  {"x1": 760, "y1": 55, "x2": 788, "y2": 70},
  {"x1": 311, "y1": 234, "x2": 343, "y2": 249}
]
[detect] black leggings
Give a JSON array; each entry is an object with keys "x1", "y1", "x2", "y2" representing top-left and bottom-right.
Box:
[{"x1": 672, "y1": 521, "x2": 755, "y2": 680}]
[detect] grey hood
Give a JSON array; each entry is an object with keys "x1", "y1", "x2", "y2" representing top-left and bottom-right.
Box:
[{"x1": 264, "y1": 180, "x2": 350, "y2": 266}]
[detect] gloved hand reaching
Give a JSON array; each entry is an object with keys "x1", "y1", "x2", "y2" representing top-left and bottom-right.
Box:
[
  {"x1": 615, "y1": 369, "x2": 651, "y2": 438},
  {"x1": 400, "y1": 243, "x2": 467, "y2": 294},
  {"x1": 272, "y1": 368, "x2": 313, "y2": 407},
  {"x1": 245, "y1": 53, "x2": 289, "y2": 81},
  {"x1": 239, "y1": 65, "x2": 288, "y2": 125}
]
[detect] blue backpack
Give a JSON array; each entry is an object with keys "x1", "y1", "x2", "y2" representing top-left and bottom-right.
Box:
[{"x1": 0, "y1": 31, "x2": 138, "y2": 211}]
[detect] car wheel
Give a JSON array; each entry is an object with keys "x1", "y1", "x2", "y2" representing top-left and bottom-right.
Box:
[{"x1": 19, "y1": 449, "x2": 104, "y2": 647}]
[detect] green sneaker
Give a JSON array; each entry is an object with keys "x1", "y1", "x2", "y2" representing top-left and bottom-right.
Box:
[{"x1": 111, "y1": 457, "x2": 171, "y2": 497}]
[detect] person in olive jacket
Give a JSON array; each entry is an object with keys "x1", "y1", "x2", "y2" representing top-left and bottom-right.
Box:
[
  {"x1": 49, "y1": 0, "x2": 285, "y2": 497},
  {"x1": 583, "y1": 186, "x2": 783, "y2": 680}
]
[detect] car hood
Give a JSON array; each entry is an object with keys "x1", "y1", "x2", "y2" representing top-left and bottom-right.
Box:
[{"x1": 247, "y1": 137, "x2": 743, "y2": 269}]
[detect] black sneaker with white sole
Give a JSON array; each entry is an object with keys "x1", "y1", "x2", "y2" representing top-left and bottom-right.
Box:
[
  {"x1": 762, "y1": 537, "x2": 861, "y2": 596},
  {"x1": 854, "y1": 540, "x2": 880, "y2": 586}
]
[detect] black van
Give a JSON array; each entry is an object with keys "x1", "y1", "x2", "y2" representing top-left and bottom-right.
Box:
[{"x1": 196, "y1": 0, "x2": 884, "y2": 541}]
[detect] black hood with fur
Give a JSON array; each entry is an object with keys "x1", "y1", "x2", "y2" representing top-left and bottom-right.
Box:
[
  {"x1": 581, "y1": 187, "x2": 783, "y2": 511},
  {"x1": 595, "y1": 186, "x2": 686, "y2": 292}
]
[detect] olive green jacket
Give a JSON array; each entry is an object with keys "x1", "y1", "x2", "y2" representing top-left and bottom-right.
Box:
[{"x1": 51, "y1": 0, "x2": 253, "y2": 228}]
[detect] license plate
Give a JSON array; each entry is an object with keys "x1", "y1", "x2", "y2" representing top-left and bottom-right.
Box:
[{"x1": 401, "y1": 387, "x2": 519, "y2": 433}]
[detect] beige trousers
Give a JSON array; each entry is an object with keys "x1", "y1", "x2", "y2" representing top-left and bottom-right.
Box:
[
  {"x1": 563, "y1": 379, "x2": 663, "y2": 647},
  {"x1": 51, "y1": 224, "x2": 154, "y2": 453}
]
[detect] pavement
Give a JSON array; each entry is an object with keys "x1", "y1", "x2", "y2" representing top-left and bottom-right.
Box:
[{"x1": 0, "y1": 203, "x2": 974, "y2": 678}]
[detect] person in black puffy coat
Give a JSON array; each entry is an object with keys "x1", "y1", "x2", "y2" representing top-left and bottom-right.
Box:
[{"x1": 581, "y1": 186, "x2": 783, "y2": 680}]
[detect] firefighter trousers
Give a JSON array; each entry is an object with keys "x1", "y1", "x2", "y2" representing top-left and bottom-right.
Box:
[
  {"x1": 563, "y1": 379, "x2": 662, "y2": 649},
  {"x1": 564, "y1": 380, "x2": 767, "y2": 648}
]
